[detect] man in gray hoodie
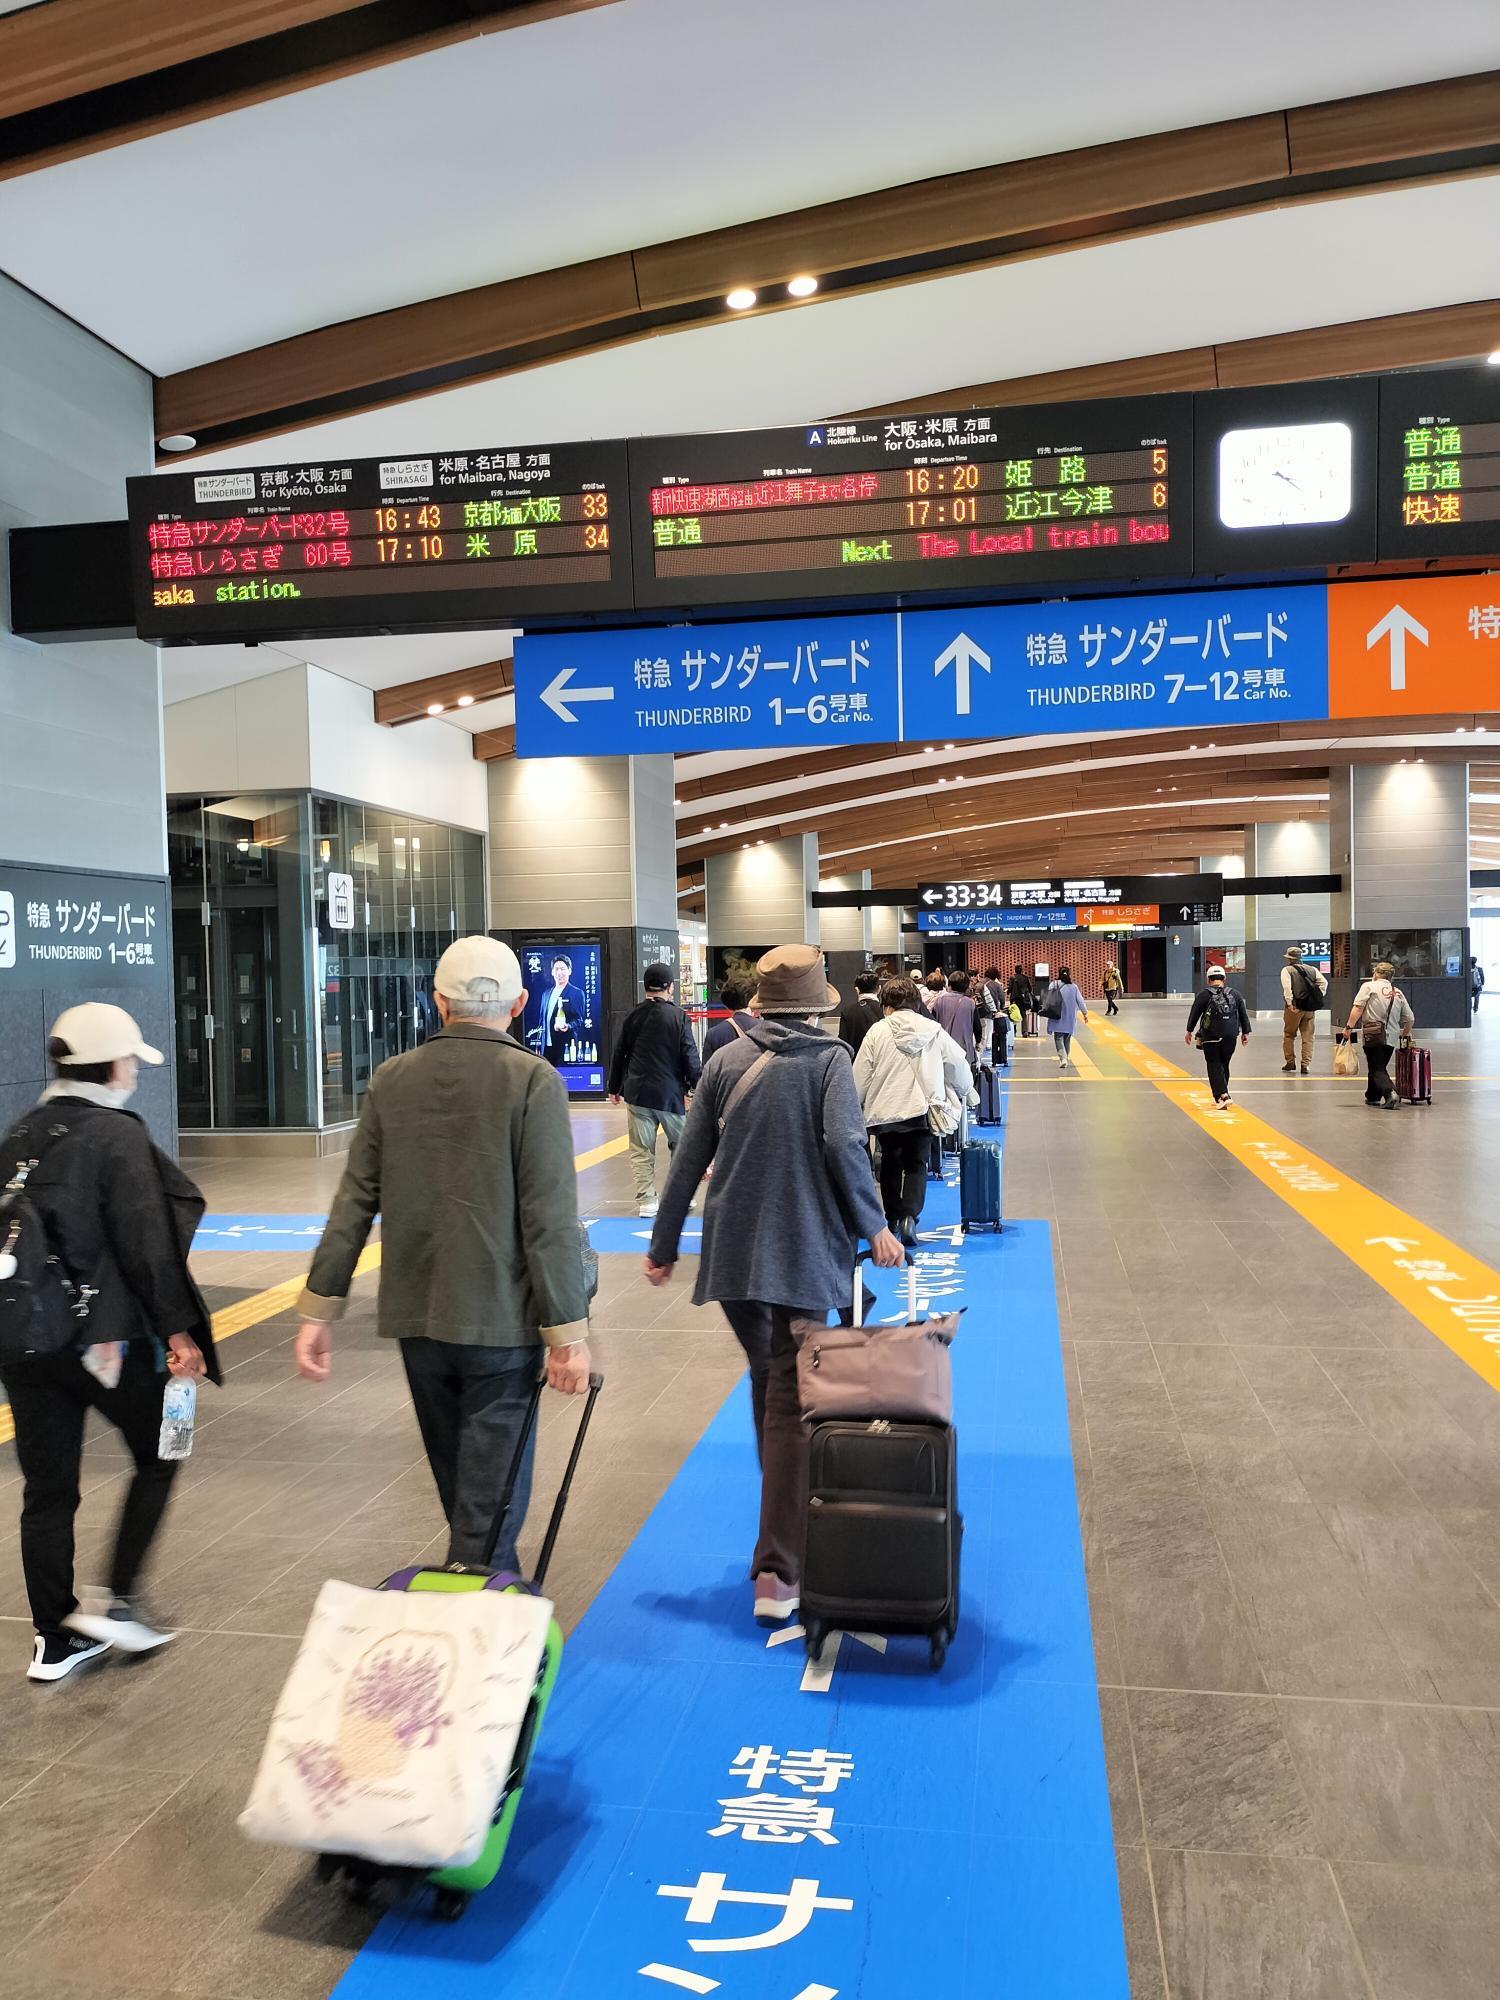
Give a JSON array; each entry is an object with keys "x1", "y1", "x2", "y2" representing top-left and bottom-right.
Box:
[{"x1": 644, "y1": 945, "x2": 902, "y2": 1627}]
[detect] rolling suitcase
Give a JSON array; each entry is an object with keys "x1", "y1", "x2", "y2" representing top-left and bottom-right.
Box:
[
  {"x1": 1395, "y1": 1040, "x2": 1433, "y2": 1105},
  {"x1": 959, "y1": 1139, "x2": 1001, "y2": 1233},
  {"x1": 315, "y1": 1370, "x2": 603, "y2": 1922},
  {"x1": 801, "y1": 1418, "x2": 960, "y2": 1670},
  {"x1": 975, "y1": 1066, "x2": 1003, "y2": 1126}
]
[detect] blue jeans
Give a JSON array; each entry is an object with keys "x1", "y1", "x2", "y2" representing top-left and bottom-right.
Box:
[
  {"x1": 400, "y1": 1339, "x2": 539, "y2": 1571},
  {"x1": 1053, "y1": 1031, "x2": 1073, "y2": 1059}
]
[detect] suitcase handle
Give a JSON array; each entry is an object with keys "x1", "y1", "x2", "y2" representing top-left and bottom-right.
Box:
[
  {"x1": 480, "y1": 1369, "x2": 606, "y2": 1583},
  {"x1": 853, "y1": 1247, "x2": 918, "y2": 1328}
]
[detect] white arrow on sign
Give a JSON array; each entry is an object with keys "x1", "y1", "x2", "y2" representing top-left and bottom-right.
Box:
[
  {"x1": 920, "y1": 888, "x2": 944, "y2": 906},
  {"x1": 541, "y1": 666, "x2": 616, "y2": 723},
  {"x1": 1365, "y1": 604, "x2": 1428, "y2": 692},
  {"x1": 1366, "y1": 1235, "x2": 1420, "y2": 1253},
  {"x1": 933, "y1": 631, "x2": 991, "y2": 717},
  {"x1": 1179, "y1": 905, "x2": 1193, "y2": 921}
]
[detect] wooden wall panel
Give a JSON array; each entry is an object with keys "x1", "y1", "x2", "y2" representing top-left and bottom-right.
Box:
[
  {"x1": 1288, "y1": 70, "x2": 1500, "y2": 174},
  {"x1": 843, "y1": 347, "x2": 1220, "y2": 420},
  {"x1": 634, "y1": 116, "x2": 1289, "y2": 308}
]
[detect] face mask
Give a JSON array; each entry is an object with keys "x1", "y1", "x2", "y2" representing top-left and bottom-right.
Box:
[{"x1": 98, "y1": 1083, "x2": 135, "y2": 1109}]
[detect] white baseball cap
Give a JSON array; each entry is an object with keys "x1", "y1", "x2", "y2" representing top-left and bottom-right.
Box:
[
  {"x1": 49, "y1": 1002, "x2": 164, "y2": 1066},
  {"x1": 433, "y1": 935, "x2": 523, "y2": 1009}
]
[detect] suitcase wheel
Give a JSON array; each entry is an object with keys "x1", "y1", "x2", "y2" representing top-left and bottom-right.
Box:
[
  {"x1": 803, "y1": 1621, "x2": 827, "y2": 1660},
  {"x1": 930, "y1": 1633, "x2": 948, "y2": 1671},
  {"x1": 433, "y1": 1887, "x2": 470, "y2": 1924}
]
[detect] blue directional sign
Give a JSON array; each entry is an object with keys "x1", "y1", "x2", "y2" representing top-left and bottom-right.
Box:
[
  {"x1": 901, "y1": 583, "x2": 1329, "y2": 744},
  {"x1": 513, "y1": 583, "x2": 1332, "y2": 758},
  {"x1": 920, "y1": 908, "x2": 1081, "y2": 933},
  {"x1": 514, "y1": 613, "x2": 900, "y2": 757}
]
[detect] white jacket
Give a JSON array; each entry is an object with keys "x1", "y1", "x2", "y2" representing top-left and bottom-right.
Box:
[{"x1": 853, "y1": 1009, "x2": 973, "y2": 1129}]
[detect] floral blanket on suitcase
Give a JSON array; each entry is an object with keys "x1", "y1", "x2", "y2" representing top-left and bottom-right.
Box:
[{"x1": 239, "y1": 1578, "x2": 552, "y2": 1868}]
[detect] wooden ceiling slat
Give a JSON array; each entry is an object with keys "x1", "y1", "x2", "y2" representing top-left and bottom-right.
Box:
[
  {"x1": 372, "y1": 657, "x2": 513, "y2": 727},
  {"x1": 1287, "y1": 70, "x2": 1500, "y2": 174},
  {"x1": 472, "y1": 724, "x2": 516, "y2": 760},
  {"x1": 633, "y1": 115, "x2": 1289, "y2": 308}
]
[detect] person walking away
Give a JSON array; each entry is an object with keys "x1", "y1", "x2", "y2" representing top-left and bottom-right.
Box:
[
  {"x1": 1102, "y1": 962, "x2": 1124, "y2": 1016},
  {"x1": 931, "y1": 969, "x2": 979, "y2": 1073},
  {"x1": 1280, "y1": 946, "x2": 1328, "y2": 1074},
  {"x1": 1185, "y1": 965, "x2": 1251, "y2": 1107},
  {"x1": 295, "y1": 937, "x2": 592, "y2": 1576},
  {"x1": 922, "y1": 969, "x2": 947, "y2": 1014},
  {"x1": 1046, "y1": 967, "x2": 1089, "y2": 1068},
  {"x1": 0, "y1": 1004, "x2": 215, "y2": 1682},
  {"x1": 1471, "y1": 956, "x2": 1485, "y2": 1015},
  {"x1": 853, "y1": 977, "x2": 973, "y2": 1246},
  {"x1": 642, "y1": 946, "x2": 901, "y2": 1627},
  {"x1": 609, "y1": 962, "x2": 702, "y2": 1217},
  {"x1": 703, "y1": 975, "x2": 756, "y2": 1061},
  {"x1": 982, "y1": 967, "x2": 1009, "y2": 1049},
  {"x1": 1008, "y1": 964, "x2": 1036, "y2": 1036},
  {"x1": 837, "y1": 970, "x2": 883, "y2": 1055},
  {"x1": 1344, "y1": 960, "x2": 1414, "y2": 1109}
]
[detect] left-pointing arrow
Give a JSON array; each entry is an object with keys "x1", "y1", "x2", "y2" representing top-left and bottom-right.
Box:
[{"x1": 541, "y1": 666, "x2": 616, "y2": 723}]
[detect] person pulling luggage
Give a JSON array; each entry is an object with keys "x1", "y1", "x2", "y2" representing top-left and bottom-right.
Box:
[
  {"x1": 642, "y1": 946, "x2": 902, "y2": 1629},
  {"x1": 0, "y1": 1004, "x2": 215, "y2": 1682},
  {"x1": 1185, "y1": 965, "x2": 1251, "y2": 1108},
  {"x1": 1343, "y1": 960, "x2": 1414, "y2": 1109},
  {"x1": 853, "y1": 976, "x2": 973, "y2": 1245}
]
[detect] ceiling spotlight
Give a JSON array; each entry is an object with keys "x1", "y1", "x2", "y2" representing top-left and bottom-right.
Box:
[
  {"x1": 457, "y1": 694, "x2": 475, "y2": 708},
  {"x1": 786, "y1": 274, "x2": 819, "y2": 299},
  {"x1": 158, "y1": 433, "x2": 197, "y2": 452},
  {"x1": 426, "y1": 702, "x2": 444, "y2": 715},
  {"x1": 725, "y1": 286, "x2": 758, "y2": 311},
  {"x1": 1488, "y1": 350, "x2": 1500, "y2": 366}
]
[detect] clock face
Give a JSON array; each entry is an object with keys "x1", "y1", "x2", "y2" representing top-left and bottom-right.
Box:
[{"x1": 1218, "y1": 421, "x2": 1353, "y2": 529}]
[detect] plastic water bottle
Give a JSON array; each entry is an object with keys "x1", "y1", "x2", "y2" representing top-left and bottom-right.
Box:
[{"x1": 159, "y1": 1377, "x2": 196, "y2": 1460}]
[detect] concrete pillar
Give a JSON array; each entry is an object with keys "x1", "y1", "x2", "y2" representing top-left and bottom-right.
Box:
[
  {"x1": 1197, "y1": 851, "x2": 1246, "y2": 952},
  {"x1": 705, "y1": 833, "x2": 820, "y2": 961},
  {"x1": 871, "y1": 903, "x2": 903, "y2": 962},
  {"x1": 487, "y1": 752, "x2": 680, "y2": 1071},
  {"x1": 1327, "y1": 760, "x2": 1470, "y2": 1027},
  {"x1": 819, "y1": 869, "x2": 872, "y2": 994},
  {"x1": 1244, "y1": 821, "x2": 1331, "y2": 1011}
]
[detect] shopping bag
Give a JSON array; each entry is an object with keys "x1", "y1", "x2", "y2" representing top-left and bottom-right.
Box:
[{"x1": 1333, "y1": 1036, "x2": 1360, "y2": 1078}]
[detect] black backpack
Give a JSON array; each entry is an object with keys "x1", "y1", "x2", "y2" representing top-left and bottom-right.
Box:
[
  {"x1": 1288, "y1": 962, "x2": 1325, "y2": 1011},
  {"x1": 0, "y1": 1118, "x2": 95, "y2": 1364}
]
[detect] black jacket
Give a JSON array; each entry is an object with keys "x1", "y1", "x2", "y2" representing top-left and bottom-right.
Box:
[
  {"x1": 608, "y1": 997, "x2": 702, "y2": 1113},
  {"x1": 10, "y1": 1096, "x2": 219, "y2": 1382},
  {"x1": 1007, "y1": 973, "x2": 1034, "y2": 1009},
  {"x1": 1186, "y1": 987, "x2": 1252, "y2": 1045},
  {"x1": 837, "y1": 994, "x2": 882, "y2": 1054}
]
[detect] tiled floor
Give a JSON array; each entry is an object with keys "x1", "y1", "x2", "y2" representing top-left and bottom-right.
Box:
[{"x1": 1, "y1": 1010, "x2": 1498, "y2": 1996}]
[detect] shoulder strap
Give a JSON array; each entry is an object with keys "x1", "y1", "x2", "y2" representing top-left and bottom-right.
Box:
[
  {"x1": 729, "y1": 1018, "x2": 749, "y2": 1040},
  {"x1": 718, "y1": 1049, "x2": 775, "y2": 1133}
]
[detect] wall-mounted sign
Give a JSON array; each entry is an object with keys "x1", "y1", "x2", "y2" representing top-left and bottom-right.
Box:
[{"x1": 328, "y1": 871, "x2": 355, "y2": 932}]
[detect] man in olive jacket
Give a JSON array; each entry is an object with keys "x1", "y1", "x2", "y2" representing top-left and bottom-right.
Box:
[{"x1": 295, "y1": 936, "x2": 591, "y2": 1571}]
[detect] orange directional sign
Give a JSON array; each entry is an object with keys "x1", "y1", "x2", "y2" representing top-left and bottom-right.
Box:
[{"x1": 1328, "y1": 574, "x2": 1500, "y2": 719}]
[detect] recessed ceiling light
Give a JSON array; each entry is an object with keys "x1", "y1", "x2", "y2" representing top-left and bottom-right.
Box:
[
  {"x1": 787, "y1": 274, "x2": 819, "y2": 299},
  {"x1": 426, "y1": 702, "x2": 444, "y2": 715},
  {"x1": 457, "y1": 694, "x2": 475, "y2": 708},
  {"x1": 158, "y1": 433, "x2": 197, "y2": 452},
  {"x1": 1488, "y1": 350, "x2": 1500, "y2": 366},
  {"x1": 725, "y1": 286, "x2": 758, "y2": 311}
]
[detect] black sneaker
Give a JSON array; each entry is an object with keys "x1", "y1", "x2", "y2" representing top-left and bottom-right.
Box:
[
  {"x1": 28, "y1": 1631, "x2": 114, "y2": 1682},
  {"x1": 1281, "y1": 1063, "x2": 1296, "y2": 1074}
]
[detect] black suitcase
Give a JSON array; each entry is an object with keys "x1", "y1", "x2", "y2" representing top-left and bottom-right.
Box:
[
  {"x1": 976, "y1": 1066, "x2": 1003, "y2": 1125},
  {"x1": 801, "y1": 1419, "x2": 960, "y2": 1670},
  {"x1": 960, "y1": 1139, "x2": 1002, "y2": 1232}
]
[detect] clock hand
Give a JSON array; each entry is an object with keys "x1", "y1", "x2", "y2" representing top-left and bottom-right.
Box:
[{"x1": 1272, "y1": 469, "x2": 1304, "y2": 491}]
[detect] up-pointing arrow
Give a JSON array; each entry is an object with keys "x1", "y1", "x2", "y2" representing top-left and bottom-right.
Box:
[
  {"x1": 1365, "y1": 604, "x2": 1428, "y2": 692},
  {"x1": 541, "y1": 666, "x2": 616, "y2": 723},
  {"x1": 933, "y1": 631, "x2": 991, "y2": 717}
]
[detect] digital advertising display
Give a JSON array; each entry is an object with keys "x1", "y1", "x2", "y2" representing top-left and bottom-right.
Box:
[
  {"x1": 518, "y1": 938, "x2": 606, "y2": 1096},
  {"x1": 1377, "y1": 367, "x2": 1500, "y2": 562},
  {"x1": 127, "y1": 439, "x2": 632, "y2": 643},
  {"x1": 1193, "y1": 376, "x2": 1379, "y2": 575},
  {"x1": 627, "y1": 395, "x2": 1192, "y2": 612}
]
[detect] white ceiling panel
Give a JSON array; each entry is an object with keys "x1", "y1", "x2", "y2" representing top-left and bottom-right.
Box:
[
  {"x1": 186, "y1": 173, "x2": 1500, "y2": 474},
  {"x1": 158, "y1": 628, "x2": 514, "y2": 705},
  {"x1": 0, "y1": 0, "x2": 1496, "y2": 370}
]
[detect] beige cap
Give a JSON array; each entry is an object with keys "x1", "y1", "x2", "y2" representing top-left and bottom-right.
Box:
[
  {"x1": 49, "y1": 1002, "x2": 163, "y2": 1067},
  {"x1": 434, "y1": 935, "x2": 523, "y2": 1009},
  {"x1": 753, "y1": 943, "x2": 840, "y2": 1015}
]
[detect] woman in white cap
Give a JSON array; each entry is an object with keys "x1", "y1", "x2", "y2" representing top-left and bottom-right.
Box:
[
  {"x1": 1184, "y1": 964, "x2": 1252, "y2": 1108},
  {"x1": 0, "y1": 1003, "x2": 215, "y2": 1682}
]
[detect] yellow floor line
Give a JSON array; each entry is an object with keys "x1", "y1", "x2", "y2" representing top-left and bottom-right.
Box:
[
  {"x1": 0, "y1": 1134, "x2": 633, "y2": 1444},
  {"x1": 1090, "y1": 1020, "x2": 1500, "y2": 1395}
]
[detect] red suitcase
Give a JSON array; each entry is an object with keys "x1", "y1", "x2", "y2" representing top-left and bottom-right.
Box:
[{"x1": 1395, "y1": 1041, "x2": 1433, "y2": 1105}]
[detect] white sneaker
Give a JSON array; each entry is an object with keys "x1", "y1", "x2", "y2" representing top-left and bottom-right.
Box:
[
  {"x1": 64, "y1": 1594, "x2": 175, "y2": 1655},
  {"x1": 28, "y1": 1631, "x2": 113, "y2": 1682},
  {"x1": 638, "y1": 1200, "x2": 659, "y2": 1218}
]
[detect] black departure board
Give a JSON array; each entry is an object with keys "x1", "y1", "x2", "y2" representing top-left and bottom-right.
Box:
[
  {"x1": 1377, "y1": 367, "x2": 1500, "y2": 562},
  {"x1": 126, "y1": 440, "x2": 633, "y2": 642},
  {"x1": 626, "y1": 395, "x2": 1192, "y2": 611}
]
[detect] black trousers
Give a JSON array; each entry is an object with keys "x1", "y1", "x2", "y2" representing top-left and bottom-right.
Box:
[
  {"x1": 1364, "y1": 1039, "x2": 1395, "y2": 1103},
  {"x1": 400, "y1": 1338, "x2": 539, "y2": 1571},
  {"x1": 1202, "y1": 1036, "x2": 1237, "y2": 1102},
  {"x1": 1105, "y1": 991, "x2": 1121, "y2": 1015},
  {"x1": 874, "y1": 1119, "x2": 930, "y2": 1227},
  {"x1": 2, "y1": 1340, "x2": 178, "y2": 1640}
]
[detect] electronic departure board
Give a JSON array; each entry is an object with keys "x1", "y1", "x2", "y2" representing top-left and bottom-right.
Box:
[
  {"x1": 126, "y1": 440, "x2": 632, "y2": 642},
  {"x1": 626, "y1": 395, "x2": 1192, "y2": 611},
  {"x1": 1377, "y1": 368, "x2": 1500, "y2": 562}
]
